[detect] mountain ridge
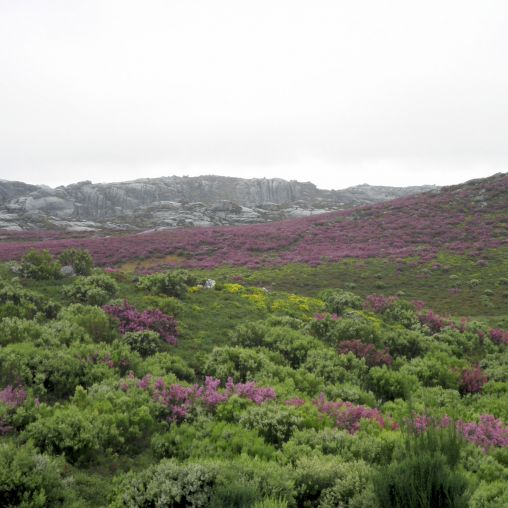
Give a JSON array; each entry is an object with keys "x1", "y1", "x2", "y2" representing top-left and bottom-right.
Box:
[{"x1": 0, "y1": 175, "x2": 436, "y2": 232}]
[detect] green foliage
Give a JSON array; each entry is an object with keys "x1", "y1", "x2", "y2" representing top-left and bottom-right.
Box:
[
  {"x1": 58, "y1": 303, "x2": 115, "y2": 342},
  {"x1": 141, "y1": 352, "x2": 195, "y2": 381},
  {"x1": 319, "y1": 288, "x2": 363, "y2": 314},
  {"x1": 0, "y1": 316, "x2": 44, "y2": 346},
  {"x1": 20, "y1": 249, "x2": 61, "y2": 280},
  {"x1": 119, "y1": 330, "x2": 161, "y2": 357},
  {"x1": 137, "y1": 269, "x2": 198, "y2": 298},
  {"x1": 109, "y1": 459, "x2": 217, "y2": 508},
  {"x1": 0, "y1": 441, "x2": 69, "y2": 507},
  {"x1": 368, "y1": 366, "x2": 419, "y2": 401},
  {"x1": 470, "y1": 481, "x2": 508, "y2": 508},
  {"x1": 152, "y1": 420, "x2": 276, "y2": 461},
  {"x1": 62, "y1": 274, "x2": 119, "y2": 305},
  {"x1": 204, "y1": 346, "x2": 274, "y2": 383},
  {"x1": 373, "y1": 426, "x2": 469, "y2": 508},
  {"x1": 239, "y1": 403, "x2": 306, "y2": 447},
  {"x1": 58, "y1": 248, "x2": 94, "y2": 275},
  {"x1": 0, "y1": 281, "x2": 60, "y2": 319},
  {"x1": 292, "y1": 455, "x2": 346, "y2": 506},
  {"x1": 319, "y1": 460, "x2": 378, "y2": 508},
  {"x1": 25, "y1": 384, "x2": 155, "y2": 464}
]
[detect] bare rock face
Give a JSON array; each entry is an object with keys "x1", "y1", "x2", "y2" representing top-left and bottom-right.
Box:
[{"x1": 0, "y1": 175, "x2": 437, "y2": 231}]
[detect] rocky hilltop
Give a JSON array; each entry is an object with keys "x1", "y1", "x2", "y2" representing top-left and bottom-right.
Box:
[{"x1": 0, "y1": 175, "x2": 436, "y2": 231}]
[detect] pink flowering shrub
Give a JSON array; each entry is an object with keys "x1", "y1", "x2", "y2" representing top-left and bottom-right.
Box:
[
  {"x1": 457, "y1": 415, "x2": 508, "y2": 452},
  {"x1": 2, "y1": 174, "x2": 506, "y2": 269},
  {"x1": 338, "y1": 340, "x2": 393, "y2": 367},
  {"x1": 459, "y1": 366, "x2": 488, "y2": 395},
  {"x1": 103, "y1": 300, "x2": 178, "y2": 345},
  {"x1": 0, "y1": 385, "x2": 27, "y2": 408},
  {"x1": 363, "y1": 294, "x2": 398, "y2": 314},
  {"x1": 418, "y1": 310, "x2": 451, "y2": 334},
  {"x1": 313, "y1": 393, "x2": 388, "y2": 433},
  {"x1": 489, "y1": 328, "x2": 508, "y2": 346},
  {"x1": 131, "y1": 375, "x2": 276, "y2": 422},
  {"x1": 409, "y1": 413, "x2": 508, "y2": 452},
  {"x1": 0, "y1": 385, "x2": 27, "y2": 435}
]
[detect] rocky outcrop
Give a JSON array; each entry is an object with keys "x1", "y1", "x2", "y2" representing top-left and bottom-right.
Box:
[{"x1": 0, "y1": 175, "x2": 436, "y2": 231}]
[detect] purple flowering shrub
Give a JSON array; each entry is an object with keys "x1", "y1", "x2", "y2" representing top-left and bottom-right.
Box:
[
  {"x1": 313, "y1": 393, "x2": 394, "y2": 433},
  {"x1": 0, "y1": 385, "x2": 27, "y2": 434},
  {"x1": 103, "y1": 300, "x2": 178, "y2": 345},
  {"x1": 459, "y1": 366, "x2": 488, "y2": 395},
  {"x1": 338, "y1": 340, "x2": 393, "y2": 367},
  {"x1": 409, "y1": 414, "x2": 508, "y2": 452},
  {"x1": 126, "y1": 374, "x2": 276, "y2": 422}
]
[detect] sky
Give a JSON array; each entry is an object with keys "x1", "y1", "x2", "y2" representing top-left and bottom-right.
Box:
[{"x1": 0, "y1": 0, "x2": 507, "y2": 190}]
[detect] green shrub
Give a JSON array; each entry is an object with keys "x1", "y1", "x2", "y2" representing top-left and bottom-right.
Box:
[
  {"x1": 382, "y1": 300, "x2": 419, "y2": 329},
  {"x1": 0, "y1": 441, "x2": 69, "y2": 507},
  {"x1": 58, "y1": 248, "x2": 94, "y2": 275},
  {"x1": 119, "y1": 330, "x2": 161, "y2": 357},
  {"x1": 319, "y1": 289, "x2": 363, "y2": 314},
  {"x1": 25, "y1": 385, "x2": 155, "y2": 464},
  {"x1": 368, "y1": 366, "x2": 419, "y2": 401},
  {"x1": 0, "y1": 282, "x2": 60, "y2": 319},
  {"x1": 331, "y1": 317, "x2": 381, "y2": 345},
  {"x1": 239, "y1": 403, "x2": 305, "y2": 447},
  {"x1": 470, "y1": 481, "x2": 508, "y2": 508},
  {"x1": 20, "y1": 249, "x2": 61, "y2": 280},
  {"x1": 141, "y1": 352, "x2": 195, "y2": 381},
  {"x1": 109, "y1": 459, "x2": 218, "y2": 508},
  {"x1": 292, "y1": 455, "x2": 346, "y2": 506},
  {"x1": 152, "y1": 420, "x2": 276, "y2": 461},
  {"x1": 319, "y1": 460, "x2": 378, "y2": 508},
  {"x1": 252, "y1": 498, "x2": 289, "y2": 508},
  {"x1": 373, "y1": 426, "x2": 469, "y2": 508},
  {"x1": 0, "y1": 316, "x2": 44, "y2": 346},
  {"x1": 62, "y1": 274, "x2": 118, "y2": 305},
  {"x1": 204, "y1": 346, "x2": 274, "y2": 383},
  {"x1": 137, "y1": 269, "x2": 198, "y2": 298},
  {"x1": 58, "y1": 304, "x2": 115, "y2": 342}
]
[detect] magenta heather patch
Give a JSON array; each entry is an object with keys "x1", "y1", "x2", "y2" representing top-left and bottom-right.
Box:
[
  {"x1": 489, "y1": 328, "x2": 508, "y2": 346},
  {"x1": 409, "y1": 413, "x2": 508, "y2": 452},
  {"x1": 131, "y1": 375, "x2": 276, "y2": 422},
  {"x1": 338, "y1": 340, "x2": 393, "y2": 367},
  {"x1": 313, "y1": 393, "x2": 388, "y2": 433},
  {"x1": 459, "y1": 366, "x2": 488, "y2": 395},
  {"x1": 0, "y1": 173, "x2": 506, "y2": 269},
  {"x1": 104, "y1": 300, "x2": 178, "y2": 345}
]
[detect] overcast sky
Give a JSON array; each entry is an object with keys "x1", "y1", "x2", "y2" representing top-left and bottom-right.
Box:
[{"x1": 0, "y1": 1, "x2": 507, "y2": 190}]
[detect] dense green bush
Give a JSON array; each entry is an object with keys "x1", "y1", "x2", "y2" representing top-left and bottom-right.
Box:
[
  {"x1": 374, "y1": 426, "x2": 469, "y2": 508},
  {"x1": 239, "y1": 403, "x2": 306, "y2": 447},
  {"x1": 152, "y1": 420, "x2": 276, "y2": 461},
  {"x1": 109, "y1": 459, "x2": 218, "y2": 508},
  {"x1": 58, "y1": 303, "x2": 116, "y2": 342},
  {"x1": 141, "y1": 352, "x2": 195, "y2": 381},
  {"x1": 58, "y1": 248, "x2": 94, "y2": 275},
  {"x1": 0, "y1": 441, "x2": 69, "y2": 507},
  {"x1": 137, "y1": 269, "x2": 198, "y2": 298},
  {"x1": 119, "y1": 330, "x2": 161, "y2": 357},
  {"x1": 0, "y1": 282, "x2": 59, "y2": 319},
  {"x1": 62, "y1": 274, "x2": 118, "y2": 305},
  {"x1": 319, "y1": 460, "x2": 378, "y2": 508},
  {"x1": 368, "y1": 366, "x2": 419, "y2": 401},
  {"x1": 20, "y1": 249, "x2": 61, "y2": 280},
  {"x1": 25, "y1": 385, "x2": 155, "y2": 463},
  {"x1": 319, "y1": 289, "x2": 363, "y2": 314}
]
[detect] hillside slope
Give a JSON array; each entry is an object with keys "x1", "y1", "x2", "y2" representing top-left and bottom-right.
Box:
[
  {"x1": 0, "y1": 173, "x2": 505, "y2": 270},
  {"x1": 0, "y1": 175, "x2": 435, "y2": 231}
]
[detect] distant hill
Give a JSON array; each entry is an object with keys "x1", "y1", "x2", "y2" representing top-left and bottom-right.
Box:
[
  {"x1": 0, "y1": 172, "x2": 505, "y2": 272},
  {"x1": 0, "y1": 175, "x2": 436, "y2": 231}
]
